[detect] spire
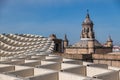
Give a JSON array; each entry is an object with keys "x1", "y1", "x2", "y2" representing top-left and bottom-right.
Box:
[
  {"x1": 64, "y1": 34, "x2": 69, "y2": 48},
  {"x1": 107, "y1": 35, "x2": 113, "y2": 42},
  {"x1": 64, "y1": 34, "x2": 68, "y2": 41},
  {"x1": 86, "y1": 9, "x2": 90, "y2": 18},
  {"x1": 82, "y1": 10, "x2": 93, "y2": 25}
]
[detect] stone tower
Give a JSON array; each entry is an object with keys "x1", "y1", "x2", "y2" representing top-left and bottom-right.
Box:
[
  {"x1": 64, "y1": 34, "x2": 69, "y2": 48},
  {"x1": 106, "y1": 36, "x2": 113, "y2": 47},
  {"x1": 81, "y1": 10, "x2": 95, "y2": 39},
  {"x1": 81, "y1": 10, "x2": 95, "y2": 54},
  {"x1": 65, "y1": 10, "x2": 113, "y2": 54}
]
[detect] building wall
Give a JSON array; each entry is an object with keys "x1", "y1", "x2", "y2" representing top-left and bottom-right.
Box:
[
  {"x1": 95, "y1": 47, "x2": 112, "y2": 54},
  {"x1": 65, "y1": 47, "x2": 88, "y2": 54},
  {"x1": 53, "y1": 39, "x2": 63, "y2": 53},
  {"x1": 65, "y1": 47, "x2": 112, "y2": 54},
  {"x1": 93, "y1": 54, "x2": 120, "y2": 67}
]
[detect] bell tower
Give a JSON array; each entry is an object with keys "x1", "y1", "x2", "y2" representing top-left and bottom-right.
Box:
[
  {"x1": 80, "y1": 10, "x2": 95, "y2": 53},
  {"x1": 81, "y1": 10, "x2": 95, "y2": 40}
]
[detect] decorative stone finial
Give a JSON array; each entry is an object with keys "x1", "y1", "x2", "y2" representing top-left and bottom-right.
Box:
[
  {"x1": 64, "y1": 34, "x2": 68, "y2": 41},
  {"x1": 107, "y1": 35, "x2": 113, "y2": 42},
  {"x1": 86, "y1": 9, "x2": 90, "y2": 18}
]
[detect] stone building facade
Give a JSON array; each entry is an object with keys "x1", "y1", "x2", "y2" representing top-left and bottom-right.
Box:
[
  {"x1": 49, "y1": 34, "x2": 63, "y2": 53},
  {"x1": 49, "y1": 34, "x2": 69, "y2": 53},
  {"x1": 64, "y1": 11, "x2": 113, "y2": 54}
]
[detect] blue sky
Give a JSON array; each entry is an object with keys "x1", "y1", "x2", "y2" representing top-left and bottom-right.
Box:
[{"x1": 0, "y1": 0, "x2": 120, "y2": 45}]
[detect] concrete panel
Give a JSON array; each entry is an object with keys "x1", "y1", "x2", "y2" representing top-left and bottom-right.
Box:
[
  {"x1": 87, "y1": 64, "x2": 108, "y2": 69},
  {"x1": 0, "y1": 64, "x2": 12, "y2": 67},
  {"x1": 83, "y1": 61, "x2": 93, "y2": 66},
  {"x1": 29, "y1": 72, "x2": 58, "y2": 80},
  {"x1": 34, "y1": 68, "x2": 57, "y2": 76},
  {"x1": 108, "y1": 66, "x2": 120, "y2": 80},
  {"x1": 37, "y1": 63, "x2": 61, "y2": 71},
  {"x1": 83, "y1": 78, "x2": 102, "y2": 80},
  {"x1": 59, "y1": 72, "x2": 86, "y2": 80},
  {"x1": 41, "y1": 61, "x2": 55, "y2": 65},
  {"x1": 62, "y1": 63, "x2": 80, "y2": 70},
  {"x1": 20, "y1": 61, "x2": 41, "y2": 67},
  {"x1": 45, "y1": 56, "x2": 63, "y2": 63},
  {"x1": 63, "y1": 60, "x2": 83, "y2": 65},
  {"x1": 24, "y1": 60, "x2": 39, "y2": 63},
  {"x1": 94, "y1": 71, "x2": 119, "y2": 80},
  {"x1": 0, "y1": 66, "x2": 15, "y2": 73},
  {"x1": 87, "y1": 67, "x2": 111, "y2": 77},
  {"x1": 7, "y1": 68, "x2": 34, "y2": 78},
  {"x1": 30, "y1": 55, "x2": 46, "y2": 60},
  {"x1": 0, "y1": 74, "x2": 20, "y2": 80},
  {"x1": 62, "y1": 66, "x2": 86, "y2": 76},
  {"x1": 15, "y1": 66, "x2": 32, "y2": 70},
  {"x1": 4, "y1": 60, "x2": 25, "y2": 65}
]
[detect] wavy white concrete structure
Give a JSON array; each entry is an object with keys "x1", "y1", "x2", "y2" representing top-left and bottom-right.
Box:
[{"x1": 0, "y1": 33, "x2": 54, "y2": 60}]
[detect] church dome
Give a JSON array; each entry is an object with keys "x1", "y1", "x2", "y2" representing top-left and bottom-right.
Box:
[{"x1": 72, "y1": 39, "x2": 102, "y2": 47}]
